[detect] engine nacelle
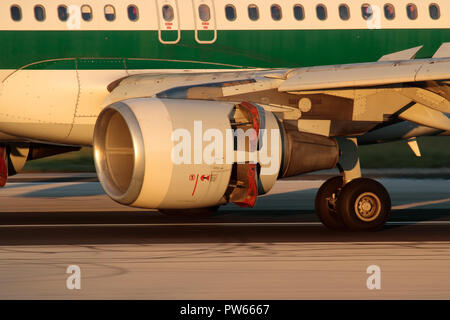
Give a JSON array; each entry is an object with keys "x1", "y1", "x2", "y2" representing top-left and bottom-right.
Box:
[{"x1": 93, "y1": 98, "x2": 339, "y2": 209}]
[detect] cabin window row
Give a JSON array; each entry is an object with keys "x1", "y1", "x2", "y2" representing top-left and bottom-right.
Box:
[
  {"x1": 10, "y1": 4, "x2": 139, "y2": 22},
  {"x1": 232, "y1": 3, "x2": 442, "y2": 22},
  {"x1": 9, "y1": 3, "x2": 442, "y2": 23}
]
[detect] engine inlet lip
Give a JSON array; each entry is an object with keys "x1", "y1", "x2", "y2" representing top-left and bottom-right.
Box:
[{"x1": 93, "y1": 102, "x2": 145, "y2": 205}]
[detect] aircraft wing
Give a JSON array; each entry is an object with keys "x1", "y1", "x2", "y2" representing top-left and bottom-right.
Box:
[
  {"x1": 279, "y1": 43, "x2": 450, "y2": 92},
  {"x1": 279, "y1": 57, "x2": 450, "y2": 92},
  {"x1": 106, "y1": 43, "x2": 450, "y2": 138},
  {"x1": 276, "y1": 43, "x2": 450, "y2": 136}
]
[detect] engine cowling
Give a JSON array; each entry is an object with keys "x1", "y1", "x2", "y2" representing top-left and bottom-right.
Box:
[{"x1": 93, "y1": 98, "x2": 339, "y2": 209}]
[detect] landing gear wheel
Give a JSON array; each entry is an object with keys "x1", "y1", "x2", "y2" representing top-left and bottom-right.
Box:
[
  {"x1": 337, "y1": 178, "x2": 391, "y2": 231},
  {"x1": 315, "y1": 176, "x2": 346, "y2": 230},
  {"x1": 159, "y1": 206, "x2": 220, "y2": 217}
]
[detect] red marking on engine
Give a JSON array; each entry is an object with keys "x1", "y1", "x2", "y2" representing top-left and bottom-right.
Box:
[
  {"x1": 200, "y1": 175, "x2": 210, "y2": 182},
  {"x1": 235, "y1": 164, "x2": 257, "y2": 208},
  {"x1": 191, "y1": 174, "x2": 199, "y2": 196},
  {"x1": 0, "y1": 147, "x2": 7, "y2": 187},
  {"x1": 189, "y1": 174, "x2": 196, "y2": 181}
]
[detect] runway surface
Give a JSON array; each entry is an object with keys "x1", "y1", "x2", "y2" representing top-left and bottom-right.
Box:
[{"x1": 0, "y1": 173, "x2": 449, "y2": 299}]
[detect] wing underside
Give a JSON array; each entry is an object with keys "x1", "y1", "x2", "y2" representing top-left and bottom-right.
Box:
[{"x1": 105, "y1": 43, "x2": 450, "y2": 140}]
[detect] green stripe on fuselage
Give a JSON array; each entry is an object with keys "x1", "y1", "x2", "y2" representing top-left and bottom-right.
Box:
[{"x1": 1, "y1": 29, "x2": 450, "y2": 70}]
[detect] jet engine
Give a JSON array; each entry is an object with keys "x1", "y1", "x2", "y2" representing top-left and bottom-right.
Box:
[{"x1": 93, "y1": 98, "x2": 338, "y2": 209}]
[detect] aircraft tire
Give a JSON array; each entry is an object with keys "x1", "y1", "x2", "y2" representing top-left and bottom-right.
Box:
[
  {"x1": 314, "y1": 176, "x2": 347, "y2": 230},
  {"x1": 337, "y1": 178, "x2": 391, "y2": 231}
]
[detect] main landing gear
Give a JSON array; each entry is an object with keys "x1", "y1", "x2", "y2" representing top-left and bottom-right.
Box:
[
  {"x1": 315, "y1": 176, "x2": 391, "y2": 231},
  {"x1": 315, "y1": 138, "x2": 391, "y2": 231}
]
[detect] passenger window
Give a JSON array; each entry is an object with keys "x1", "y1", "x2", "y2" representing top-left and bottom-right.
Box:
[
  {"x1": 384, "y1": 4, "x2": 395, "y2": 20},
  {"x1": 361, "y1": 4, "x2": 373, "y2": 20},
  {"x1": 34, "y1": 5, "x2": 46, "y2": 22},
  {"x1": 104, "y1": 5, "x2": 116, "y2": 21},
  {"x1": 58, "y1": 5, "x2": 68, "y2": 22},
  {"x1": 293, "y1": 4, "x2": 304, "y2": 21},
  {"x1": 339, "y1": 4, "x2": 350, "y2": 20},
  {"x1": 225, "y1": 5, "x2": 236, "y2": 21},
  {"x1": 81, "y1": 5, "x2": 92, "y2": 22},
  {"x1": 162, "y1": 4, "x2": 174, "y2": 21},
  {"x1": 429, "y1": 3, "x2": 440, "y2": 20},
  {"x1": 406, "y1": 4, "x2": 418, "y2": 20},
  {"x1": 198, "y1": 4, "x2": 211, "y2": 21},
  {"x1": 271, "y1": 4, "x2": 282, "y2": 21},
  {"x1": 128, "y1": 5, "x2": 139, "y2": 21},
  {"x1": 248, "y1": 4, "x2": 259, "y2": 21},
  {"x1": 316, "y1": 4, "x2": 327, "y2": 21},
  {"x1": 10, "y1": 5, "x2": 21, "y2": 21}
]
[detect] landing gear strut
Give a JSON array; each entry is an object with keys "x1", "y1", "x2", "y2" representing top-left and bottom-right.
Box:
[{"x1": 315, "y1": 138, "x2": 391, "y2": 231}]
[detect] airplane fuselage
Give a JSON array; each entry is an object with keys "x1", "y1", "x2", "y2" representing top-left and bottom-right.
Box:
[
  {"x1": 1, "y1": 1, "x2": 450, "y2": 69},
  {"x1": 0, "y1": 0, "x2": 450, "y2": 146}
]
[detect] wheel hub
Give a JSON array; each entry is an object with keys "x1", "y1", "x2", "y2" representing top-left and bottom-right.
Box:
[{"x1": 354, "y1": 192, "x2": 381, "y2": 222}]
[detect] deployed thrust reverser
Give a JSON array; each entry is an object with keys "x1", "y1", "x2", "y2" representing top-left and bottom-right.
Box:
[{"x1": 93, "y1": 98, "x2": 338, "y2": 209}]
